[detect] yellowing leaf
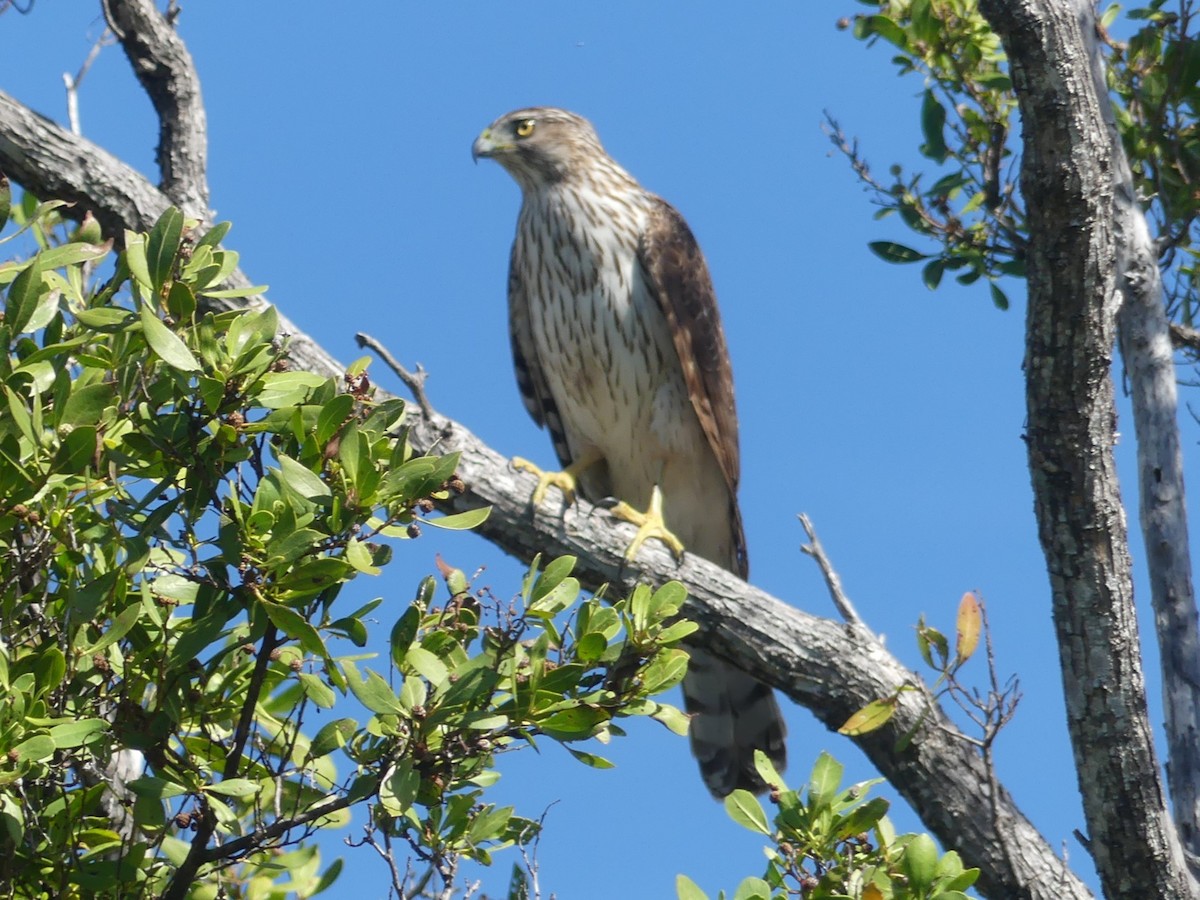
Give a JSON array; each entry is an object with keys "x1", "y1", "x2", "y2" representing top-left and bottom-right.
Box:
[
  {"x1": 839, "y1": 699, "x2": 897, "y2": 736},
  {"x1": 956, "y1": 591, "x2": 982, "y2": 665}
]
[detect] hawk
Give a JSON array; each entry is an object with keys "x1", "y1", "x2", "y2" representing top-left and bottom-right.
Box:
[{"x1": 472, "y1": 107, "x2": 786, "y2": 797}]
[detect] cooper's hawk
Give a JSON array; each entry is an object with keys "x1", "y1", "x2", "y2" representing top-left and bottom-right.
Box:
[{"x1": 472, "y1": 107, "x2": 786, "y2": 797}]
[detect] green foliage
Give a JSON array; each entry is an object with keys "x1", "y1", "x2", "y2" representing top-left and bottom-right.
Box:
[
  {"x1": 834, "y1": 0, "x2": 1022, "y2": 307},
  {"x1": 679, "y1": 752, "x2": 979, "y2": 900},
  {"x1": 1106, "y1": 0, "x2": 1200, "y2": 323},
  {"x1": 0, "y1": 203, "x2": 693, "y2": 898},
  {"x1": 840, "y1": 0, "x2": 1197, "y2": 320}
]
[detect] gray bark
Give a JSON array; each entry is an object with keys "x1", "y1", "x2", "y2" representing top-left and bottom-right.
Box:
[
  {"x1": 977, "y1": 0, "x2": 1197, "y2": 896},
  {"x1": 1090, "y1": 17, "x2": 1200, "y2": 865}
]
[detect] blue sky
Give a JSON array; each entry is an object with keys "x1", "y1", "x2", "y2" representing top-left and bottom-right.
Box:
[{"x1": 7, "y1": 4, "x2": 1184, "y2": 897}]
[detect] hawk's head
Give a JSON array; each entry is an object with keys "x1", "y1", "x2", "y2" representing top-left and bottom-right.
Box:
[{"x1": 472, "y1": 107, "x2": 607, "y2": 191}]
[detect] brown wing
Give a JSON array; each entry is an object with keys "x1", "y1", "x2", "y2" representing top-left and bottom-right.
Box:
[
  {"x1": 639, "y1": 198, "x2": 748, "y2": 577},
  {"x1": 507, "y1": 240, "x2": 575, "y2": 472}
]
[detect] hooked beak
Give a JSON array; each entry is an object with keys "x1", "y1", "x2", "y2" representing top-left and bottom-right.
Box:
[{"x1": 472, "y1": 128, "x2": 504, "y2": 163}]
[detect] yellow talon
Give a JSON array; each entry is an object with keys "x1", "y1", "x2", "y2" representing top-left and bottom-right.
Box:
[
  {"x1": 610, "y1": 485, "x2": 685, "y2": 563},
  {"x1": 512, "y1": 456, "x2": 580, "y2": 506}
]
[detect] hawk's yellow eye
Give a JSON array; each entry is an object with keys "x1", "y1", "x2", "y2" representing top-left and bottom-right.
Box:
[{"x1": 515, "y1": 119, "x2": 536, "y2": 138}]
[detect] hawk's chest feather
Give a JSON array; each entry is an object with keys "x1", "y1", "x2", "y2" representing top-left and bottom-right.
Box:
[{"x1": 514, "y1": 187, "x2": 677, "y2": 443}]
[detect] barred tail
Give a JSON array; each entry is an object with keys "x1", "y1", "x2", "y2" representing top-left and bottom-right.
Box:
[{"x1": 683, "y1": 648, "x2": 787, "y2": 798}]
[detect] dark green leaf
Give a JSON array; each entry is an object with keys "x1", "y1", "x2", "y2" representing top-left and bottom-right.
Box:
[
  {"x1": 59, "y1": 383, "x2": 115, "y2": 427},
  {"x1": 922, "y1": 258, "x2": 946, "y2": 291},
  {"x1": 309, "y1": 718, "x2": 357, "y2": 759},
  {"x1": 260, "y1": 601, "x2": 328, "y2": 659},
  {"x1": 989, "y1": 282, "x2": 1010, "y2": 310},
  {"x1": 196, "y1": 220, "x2": 231, "y2": 249},
  {"x1": 146, "y1": 207, "x2": 184, "y2": 292},
  {"x1": 868, "y1": 241, "x2": 927, "y2": 264},
  {"x1": 6, "y1": 257, "x2": 45, "y2": 334},
  {"x1": 920, "y1": 90, "x2": 948, "y2": 162}
]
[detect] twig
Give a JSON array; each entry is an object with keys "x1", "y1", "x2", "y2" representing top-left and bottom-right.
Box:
[
  {"x1": 61, "y1": 27, "x2": 115, "y2": 136},
  {"x1": 798, "y1": 513, "x2": 866, "y2": 629},
  {"x1": 1170, "y1": 321, "x2": 1200, "y2": 355},
  {"x1": 356, "y1": 331, "x2": 435, "y2": 418}
]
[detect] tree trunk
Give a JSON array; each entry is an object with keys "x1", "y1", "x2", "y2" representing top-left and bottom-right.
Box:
[{"x1": 978, "y1": 0, "x2": 1197, "y2": 896}]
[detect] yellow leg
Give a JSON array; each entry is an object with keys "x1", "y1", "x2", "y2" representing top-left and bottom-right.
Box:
[
  {"x1": 610, "y1": 484, "x2": 685, "y2": 563},
  {"x1": 512, "y1": 451, "x2": 600, "y2": 507}
]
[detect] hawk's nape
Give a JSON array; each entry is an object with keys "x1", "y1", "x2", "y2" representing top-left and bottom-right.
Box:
[{"x1": 473, "y1": 107, "x2": 786, "y2": 797}]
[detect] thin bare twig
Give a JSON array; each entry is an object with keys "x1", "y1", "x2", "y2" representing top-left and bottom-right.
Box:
[
  {"x1": 61, "y1": 27, "x2": 115, "y2": 136},
  {"x1": 798, "y1": 513, "x2": 866, "y2": 629},
  {"x1": 356, "y1": 331, "x2": 435, "y2": 418}
]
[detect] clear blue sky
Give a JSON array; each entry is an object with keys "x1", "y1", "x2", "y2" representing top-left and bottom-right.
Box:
[{"x1": 7, "y1": 4, "x2": 1183, "y2": 897}]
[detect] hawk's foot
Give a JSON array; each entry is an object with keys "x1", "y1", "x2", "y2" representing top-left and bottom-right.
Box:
[
  {"x1": 610, "y1": 485, "x2": 685, "y2": 563},
  {"x1": 512, "y1": 454, "x2": 598, "y2": 507}
]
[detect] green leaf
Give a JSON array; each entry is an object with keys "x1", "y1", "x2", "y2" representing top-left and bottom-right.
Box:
[
  {"x1": 835, "y1": 796, "x2": 890, "y2": 840},
  {"x1": 752, "y1": 749, "x2": 785, "y2": 793},
  {"x1": 309, "y1": 718, "x2": 357, "y2": 758},
  {"x1": 856, "y1": 14, "x2": 908, "y2": 48},
  {"x1": 12, "y1": 735, "x2": 55, "y2": 763},
  {"x1": 47, "y1": 718, "x2": 107, "y2": 749},
  {"x1": 564, "y1": 747, "x2": 615, "y2": 768},
  {"x1": 922, "y1": 258, "x2": 946, "y2": 291},
  {"x1": 675, "y1": 874, "x2": 709, "y2": 900},
  {"x1": 640, "y1": 648, "x2": 689, "y2": 694},
  {"x1": 261, "y1": 601, "x2": 329, "y2": 659},
  {"x1": 298, "y1": 672, "x2": 336, "y2": 709},
  {"x1": 277, "y1": 453, "x2": 331, "y2": 501},
  {"x1": 379, "y1": 760, "x2": 419, "y2": 816},
  {"x1": 539, "y1": 705, "x2": 608, "y2": 740},
  {"x1": 140, "y1": 305, "x2": 200, "y2": 371},
  {"x1": 204, "y1": 778, "x2": 261, "y2": 799},
  {"x1": 731, "y1": 877, "x2": 771, "y2": 900},
  {"x1": 196, "y1": 220, "x2": 231, "y2": 249},
  {"x1": 531, "y1": 555, "x2": 576, "y2": 603},
  {"x1": 807, "y1": 751, "x2": 843, "y2": 808},
  {"x1": 724, "y1": 789, "x2": 771, "y2": 835},
  {"x1": 59, "y1": 382, "x2": 115, "y2": 427},
  {"x1": 405, "y1": 646, "x2": 449, "y2": 686},
  {"x1": 81, "y1": 603, "x2": 143, "y2": 655},
  {"x1": 36, "y1": 243, "x2": 109, "y2": 270},
  {"x1": 868, "y1": 241, "x2": 927, "y2": 264},
  {"x1": 920, "y1": 90, "x2": 948, "y2": 162},
  {"x1": 904, "y1": 833, "x2": 939, "y2": 890},
  {"x1": 989, "y1": 281, "x2": 1010, "y2": 310},
  {"x1": 201, "y1": 284, "x2": 268, "y2": 299},
  {"x1": 344, "y1": 536, "x2": 382, "y2": 575},
  {"x1": 124, "y1": 231, "x2": 153, "y2": 291},
  {"x1": 342, "y1": 660, "x2": 405, "y2": 715},
  {"x1": 6, "y1": 256, "x2": 45, "y2": 334},
  {"x1": 146, "y1": 206, "x2": 184, "y2": 291},
  {"x1": 424, "y1": 505, "x2": 492, "y2": 530}
]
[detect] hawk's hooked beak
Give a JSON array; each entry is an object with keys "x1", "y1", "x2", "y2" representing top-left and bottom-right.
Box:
[{"x1": 472, "y1": 128, "x2": 505, "y2": 163}]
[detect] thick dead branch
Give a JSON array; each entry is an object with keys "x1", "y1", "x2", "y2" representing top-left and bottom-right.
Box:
[
  {"x1": 104, "y1": 0, "x2": 209, "y2": 219},
  {"x1": 978, "y1": 0, "x2": 1197, "y2": 896},
  {"x1": 1087, "y1": 8, "x2": 1200, "y2": 866},
  {"x1": 0, "y1": 69, "x2": 1093, "y2": 900}
]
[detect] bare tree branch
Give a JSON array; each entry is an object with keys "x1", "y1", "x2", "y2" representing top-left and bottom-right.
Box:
[
  {"x1": 104, "y1": 0, "x2": 209, "y2": 219},
  {"x1": 1091, "y1": 10, "x2": 1200, "y2": 870},
  {"x1": 0, "y1": 38, "x2": 1094, "y2": 900},
  {"x1": 978, "y1": 0, "x2": 1197, "y2": 896}
]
